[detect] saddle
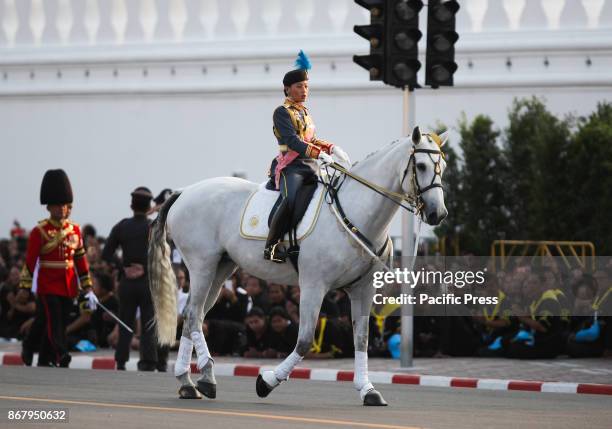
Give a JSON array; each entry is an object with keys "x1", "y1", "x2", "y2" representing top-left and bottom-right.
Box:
[{"x1": 239, "y1": 181, "x2": 325, "y2": 243}]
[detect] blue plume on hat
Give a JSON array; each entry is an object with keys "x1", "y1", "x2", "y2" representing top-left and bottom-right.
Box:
[{"x1": 294, "y1": 50, "x2": 312, "y2": 70}]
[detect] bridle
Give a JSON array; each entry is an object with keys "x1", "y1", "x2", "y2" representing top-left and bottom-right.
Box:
[
  {"x1": 401, "y1": 134, "x2": 445, "y2": 206},
  {"x1": 320, "y1": 134, "x2": 445, "y2": 277},
  {"x1": 328, "y1": 134, "x2": 445, "y2": 217}
]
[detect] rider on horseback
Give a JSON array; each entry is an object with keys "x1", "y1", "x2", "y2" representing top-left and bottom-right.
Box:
[{"x1": 263, "y1": 51, "x2": 350, "y2": 263}]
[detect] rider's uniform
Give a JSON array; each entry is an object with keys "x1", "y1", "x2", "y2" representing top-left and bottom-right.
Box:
[
  {"x1": 270, "y1": 97, "x2": 334, "y2": 191},
  {"x1": 263, "y1": 55, "x2": 337, "y2": 262}
]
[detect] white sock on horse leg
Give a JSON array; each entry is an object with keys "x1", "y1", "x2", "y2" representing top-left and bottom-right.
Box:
[
  {"x1": 174, "y1": 336, "x2": 193, "y2": 377},
  {"x1": 354, "y1": 351, "x2": 374, "y2": 398},
  {"x1": 273, "y1": 351, "x2": 303, "y2": 381},
  {"x1": 191, "y1": 331, "x2": 212, "y2": 370}
]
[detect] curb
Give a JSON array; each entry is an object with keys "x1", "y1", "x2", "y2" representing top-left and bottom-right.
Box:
[{"x1": 2, "y1": 352, "x2": 612, "y2": 396}]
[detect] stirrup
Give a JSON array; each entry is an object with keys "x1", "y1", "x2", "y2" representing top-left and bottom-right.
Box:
[{"x1": 264, "y1": 242, "x2": 286, "y2": 263}]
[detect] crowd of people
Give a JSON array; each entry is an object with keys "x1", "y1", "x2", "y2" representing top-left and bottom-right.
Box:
[{"x1": 1, "y1": 220, "x2": 612, "y2": 366}]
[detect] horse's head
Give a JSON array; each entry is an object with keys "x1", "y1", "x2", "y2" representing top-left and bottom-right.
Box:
[{"x1": 402, "y1": 126, "x2": 448, "y2": 226}]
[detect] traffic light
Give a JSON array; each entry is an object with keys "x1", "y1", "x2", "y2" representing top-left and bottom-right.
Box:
[
  {"x1": 383, "y1": 0, "x2": 423, "y2": 88},
  {"x1": 353, "y1": 0, "x2": 385, "y2": 81},
  {"x1": 425, "y1": 0, "x2": 460, "y2": 88}
]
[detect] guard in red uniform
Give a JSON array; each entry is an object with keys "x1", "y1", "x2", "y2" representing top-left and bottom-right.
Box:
[{"x1": 20, "y1": 169, "x2": 94, "y2": 367}]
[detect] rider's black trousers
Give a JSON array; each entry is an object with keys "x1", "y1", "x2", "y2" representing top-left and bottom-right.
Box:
[{"x1": 266, "y1": 164, "x2": 317, "y2": 249}]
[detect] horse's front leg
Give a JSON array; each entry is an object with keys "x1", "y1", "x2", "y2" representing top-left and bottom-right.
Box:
[
  {"x1": 256, "y1": 282, "x2": 326, "y2": 397},
  {"x1": 350, "y1": 279, "x2": 388, "y2": 406}
]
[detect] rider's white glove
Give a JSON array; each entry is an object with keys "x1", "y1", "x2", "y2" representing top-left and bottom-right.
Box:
[
  {"x1": 318, "y1": 151, "x2": 334, "y2": 166},
  {"x1": 85, "y1": 290, "x2": 99, "y2": 311},
  {"x1": 332, "y1": 146, "x2": 351, "y2": 168}
]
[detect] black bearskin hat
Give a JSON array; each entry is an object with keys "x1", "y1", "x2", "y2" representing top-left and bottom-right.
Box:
[{"x1": 40, "y1": 169, "x2": 73, "y2": 205}]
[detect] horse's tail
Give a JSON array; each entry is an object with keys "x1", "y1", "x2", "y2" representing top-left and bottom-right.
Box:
[{"x1": 148, "y1": 191, "x2": 182, "y2": 346}]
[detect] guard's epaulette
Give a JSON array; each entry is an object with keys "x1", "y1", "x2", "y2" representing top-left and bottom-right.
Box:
[
  {"x1": 37, "y1": 219, "x2": 48, "y2": 227},
  {"x1": 66, "y1": 219, "x2": 79, "y2": 227}
]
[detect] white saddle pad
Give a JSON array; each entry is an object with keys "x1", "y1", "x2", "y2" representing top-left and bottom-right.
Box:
[{"x1": 239, "y1": 182, "x2": 326, "y2": 241}]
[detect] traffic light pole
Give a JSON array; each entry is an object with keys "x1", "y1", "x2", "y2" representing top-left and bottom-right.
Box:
[{"x1": 400, "y1": 86, "x2": 415, "y2": 369}]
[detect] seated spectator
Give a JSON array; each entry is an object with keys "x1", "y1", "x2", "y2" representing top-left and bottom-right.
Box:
[
  {"x1": 414, "y1": 316, "x2": 442, "y2": 358},
  {"x1": 266, "y1": 306, "x2": 298, "y2": 358},
  {"x1": 285, "y1": 286, "x2": 300, "y2": 324},
  {"x1": 0, "y1": 274, "x2": 36, "y2": 339},
  {"x1": 66, "y1": 293, "x2": 94, "y2": 350},
  {"x1": 206, "y1": 273, "x2": 248, "y2": 323},
  {"x1": 267, "y1": 283, "x2": 287, "y2": 308},
  {"x1": 90, "y1": 272, "x2": 119, "y2": 348},
  {"x1": 330, "y1": 289, "x2": 351, "y2": 320},
  {"x1": 243, "y1": 307, "x2": 273, "y2": 358},
  {"x1": 321, "y1": 291, "x2": 340, "y2": 319},
  {"x1": 473, "y1": 274, "x2": 517, "y2": 357},
  {"x1": 0, "y1": 267, "x2": 36, "y2": 340},
  {"x1": 504, "y1": 271, "x2": 567, "y2": 359},
  {"x1": 245, "y1": 276, "x2": 271, "y2": 313},
  {"x1": 566, "y1": 275, "x2": 605, "y2": 357},
  {"x1": 203, "y1": 319, "x2": 246, "y2": 356},
  {"x1": 306, "y1": 314, "x2": 349, "y2": 359}
]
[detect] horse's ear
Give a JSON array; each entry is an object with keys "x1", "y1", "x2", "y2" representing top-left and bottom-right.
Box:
[
  {"x1": 438, "y1": 130, "x2": 449, "y2": 147},
  {"x1": 412, "y1": 126, "x2": 422, "y2": 145}
]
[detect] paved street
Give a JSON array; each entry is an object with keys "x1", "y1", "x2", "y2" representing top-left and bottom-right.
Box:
[{"x1": 1, "y1": 366, "x2": 611, "y2": 429}]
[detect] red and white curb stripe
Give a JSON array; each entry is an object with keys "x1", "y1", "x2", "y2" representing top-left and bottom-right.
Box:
[{"x1": 2, "y1": 352, "x2": 611, "y2": 396}]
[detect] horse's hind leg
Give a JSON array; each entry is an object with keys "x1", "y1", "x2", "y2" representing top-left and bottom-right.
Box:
[
  {"x1": 194, "y1": 259, "x2": 238, "y2": 399},
  {"x1": 176, "y1": 259, "x2": 219, "y2": 399}
]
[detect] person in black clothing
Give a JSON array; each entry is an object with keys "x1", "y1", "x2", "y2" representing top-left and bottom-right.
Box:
[
  {"x1": 267, "y1": 283, "x2": 287, "y2": 308},
  {"x1": 566, "y1": 275, "x2": 605, "y2": 357},
  {"x1": 267, "y1": 306, "x2": 298, "y2": 358},
  {"x1": 205, "y1": 273, "x2": 248, "y2": 323},
  {"x1": 90, "y1": 272, "x2": 118, "y2": 348},
  {"x1": 243, "y1": 307, "x2": 273, "y2": 358},
  {"x1": 203, "y1": 319, "x2": 246, "y2": 356},
  {"x1": 245, "y1": 276, "x2": 271, "y2": 313},
  {"x1": 0, "y1": 267, "x2": 36, "y2": 340},
  {"x1": 102, "y1": 187, "x2": 166, "y2": 371}
]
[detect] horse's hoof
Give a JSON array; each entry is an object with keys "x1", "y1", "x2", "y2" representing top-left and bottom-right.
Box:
[
  {"x1": 197, "y1": 380, "x2": 217, "y2": 399},
  {"x1": 256, "y1": 374, "x2": 273, "y2": 398},
  {"x1": 363, "y1": 389, "x2": 388, "y2": 406},
  {"x1": 178, "y1": 385, "x2": 202, "y2": 399}
]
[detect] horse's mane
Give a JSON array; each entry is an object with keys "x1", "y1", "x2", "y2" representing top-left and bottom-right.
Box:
[{"x1": 351, "y1": 138, "x2": 403, "y2": 168}]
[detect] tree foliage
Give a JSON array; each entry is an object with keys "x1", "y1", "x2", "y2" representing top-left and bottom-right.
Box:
[{"x1": 434, "y1": 98, "x2": 612, "y2": 256}]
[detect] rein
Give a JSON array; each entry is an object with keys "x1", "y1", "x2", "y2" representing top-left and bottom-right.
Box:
[
  {"x1": 324, "y1": 162, "x2": 423, "y2": 216},
  {"x1": 321, "y1": 140, "x2": 444, "y2": 275}
]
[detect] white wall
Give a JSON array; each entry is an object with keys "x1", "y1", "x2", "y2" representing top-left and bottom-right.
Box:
[{"x1": 2, "y1": 0, "x2": 612, "y2": 237}]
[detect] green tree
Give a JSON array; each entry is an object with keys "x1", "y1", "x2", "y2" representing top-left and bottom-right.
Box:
[
  {"x1": 566, "y1": 102, "x2": 612, "y2": 254},
  {"x1": 503, "y1": 97, "x2": 572, "y2": 240},
  {"x1": 457, "y1": 114, "x2": 509, "y2": 255},
  {"x1": 433, "y1": 139, "x2": 462, "y2": 253}
]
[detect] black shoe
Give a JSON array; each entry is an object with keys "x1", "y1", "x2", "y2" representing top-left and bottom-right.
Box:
[
  {"x1": 137, "y1": 361, "x2": 156, "y2": 372},
  {"x1": 264, "y1": 243, "x2": 286, "y2": 263},
  {"x1": 59, "y1": 354, "x2": 71, "y2": 368},
  {"x1": 156, "y1": 363, "x2": 167, "y2": 372},
  {"x1": 21, "y1": 345, "x2": 33, "y2": 366},
  {"x1": 116, "y1": 362, "x2": 126, "y2": 371}
]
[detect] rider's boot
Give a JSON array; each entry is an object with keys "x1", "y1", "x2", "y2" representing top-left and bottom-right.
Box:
[{"x1": 264, "y1": 200, "x2": 289, "y2": 263}]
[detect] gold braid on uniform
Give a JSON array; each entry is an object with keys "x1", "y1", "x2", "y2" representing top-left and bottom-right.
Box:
[{"x1": 19, "y1": 265, "x2": 33, "y2": 289}]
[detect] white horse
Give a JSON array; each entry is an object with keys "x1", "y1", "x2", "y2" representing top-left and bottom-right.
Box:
[{"x1": 148, "y1": 126, "x2": 448, "y2": 406}]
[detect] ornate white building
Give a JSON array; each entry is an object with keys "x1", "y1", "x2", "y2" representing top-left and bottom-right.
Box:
[{"x1": 2, "y1": 0, "x2": 611, "y2": 236}]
